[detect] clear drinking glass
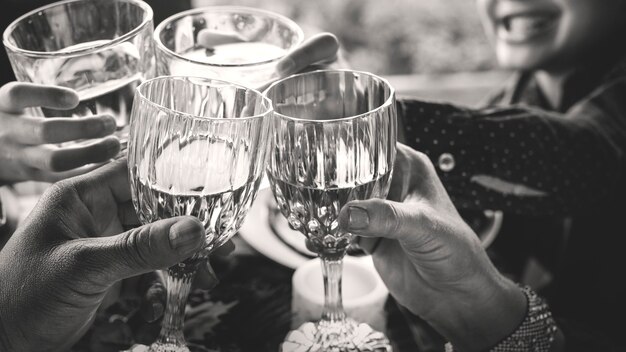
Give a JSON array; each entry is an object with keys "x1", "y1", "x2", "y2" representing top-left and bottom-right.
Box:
[
  {"x1": 2, "y1": 0, "x2": 155, "y2": 143},
  {"x1": 265, "y1": 70, "x2": 397, "y2": 352},
  {"x1": 128, "y1": 76, "x2": 272, "y2": 352},
  {"x1": 154, "y1": 6, "x2": 304, "y2": 87}
]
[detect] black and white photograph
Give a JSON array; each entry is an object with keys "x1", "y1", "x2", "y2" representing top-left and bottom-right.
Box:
[{"x1": 0, "y1": 0, "x2": 624, "y2": 351}]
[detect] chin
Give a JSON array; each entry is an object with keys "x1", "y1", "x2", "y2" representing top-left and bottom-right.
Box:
[{"x1": 495, "y1": 44, "x2": 556, "y2": 71}]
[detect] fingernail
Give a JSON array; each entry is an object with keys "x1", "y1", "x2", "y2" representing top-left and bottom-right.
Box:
[
  {"x1": 277, "y1": 58, "x2": 295, "y2": 76},
  {"x1": 62, "y1": 90, "x2": 79, "y2": 107},
  {"x1": 348, "y1": 206, "x2": 369, "y2": 230},
  {"x1": 101, "y1": 116, "x2": 117, "y2": 132},
  {"x1": 169, "y1": 220, "x2": 204, "y2": 255}
]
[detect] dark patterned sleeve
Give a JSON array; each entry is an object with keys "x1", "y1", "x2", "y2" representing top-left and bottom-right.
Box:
[{"x1": 398, "y1": 77, "x2": 626, "y2": 216}]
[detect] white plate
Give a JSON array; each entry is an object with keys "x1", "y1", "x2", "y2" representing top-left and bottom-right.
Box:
[
  {"x1": 239, "y1": 188, "x2": 310, "y2": 269},
  {"x1": 240, "y1": 185, "x2": 504, "y2": 269}
]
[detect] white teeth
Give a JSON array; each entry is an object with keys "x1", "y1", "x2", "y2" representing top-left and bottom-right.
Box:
[
  {"x1": 510, "y1": 16, "x2": 549, "y2": 33},
  {"x1": 499, "y1": 15, "x2": 555, "y2": 41}
]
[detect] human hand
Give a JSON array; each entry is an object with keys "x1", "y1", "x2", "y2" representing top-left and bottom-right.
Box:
[
  {"x1": 338, "y1": 143, "x2": 527, "y2": 351},
  {"x1": 0, "y1": 160, "x2": 205, "y2": 351},
  {"x1": 137, "y1": 240, "x2": 236, "y2": 323},
  {"x1": 0, "y1": 82, "x2": 120, "y2": 185},
  {"x1": 274, "y1": 32, "x2": 340, "y2": 77},
  {"x1": 196, "y1": 30, "x2": 340, "y2": 90}
]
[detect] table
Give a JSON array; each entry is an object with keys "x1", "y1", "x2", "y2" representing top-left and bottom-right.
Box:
[{"x1": 66, "y1": 235, "x2": 446, "y2": 352}]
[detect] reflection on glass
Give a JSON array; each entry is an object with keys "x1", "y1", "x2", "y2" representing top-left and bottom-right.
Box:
[
  {"x1": 128, "y1": 76, "x2": 271, "y2": 351},
  {"x1": 2, "y1": 0, "x2": 155, "y2": 142},
  {"x1": 265, "y1": 70, "x2": 396, "y2": 351},
  {"x1": 154, "y1": 6, "x2": 303, "y2": 87}
]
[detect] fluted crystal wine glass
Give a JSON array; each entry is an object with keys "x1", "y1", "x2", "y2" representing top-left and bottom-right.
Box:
[
  {"x1": 154, "y1": 6, "x2": 303, "y2": 87},
  {"x1": 128, "y1": 76, "x2": 271, "y2": 352},
  {"x1": 265, "y1": 70, "x2": 397, "y2": 352}
]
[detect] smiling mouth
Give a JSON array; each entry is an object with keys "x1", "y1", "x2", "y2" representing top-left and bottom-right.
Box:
[{"x1": 497, "y1": 13, "x2": 558, "y2": 43}]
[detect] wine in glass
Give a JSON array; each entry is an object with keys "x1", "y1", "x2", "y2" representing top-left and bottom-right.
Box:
[
  {"x1": 128, "y1": 76, "x2": 272, "y2": 351},
  {"x1": 3, "y1": 0, "x2": 155, "y2": 144},
  {"x1": 154, "y1": 6, "x2": 304, "y2": 87},
  {"x1": 265, "y1": 70, "x2": 397, "y2": 352}
]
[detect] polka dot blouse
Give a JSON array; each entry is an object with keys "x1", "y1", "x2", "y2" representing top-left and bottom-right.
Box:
[{"x1": 399, "y1": 61, "x2": 626, "y2": 216}]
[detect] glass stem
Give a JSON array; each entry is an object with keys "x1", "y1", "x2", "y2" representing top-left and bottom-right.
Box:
[
  {"x1": 154, "y1": 267, "x2": 196, "y2": 348},
  {"x1": 320, "y1": 255, "x2": 346, "y2": 323}
]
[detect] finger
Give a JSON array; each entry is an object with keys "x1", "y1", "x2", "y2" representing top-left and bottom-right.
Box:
[
  {"x1": 74, "y1": 216, "x2": 205, "y2": 285},
  {"x1": 70, "y1": 158, "x2": 132, "y2": 205},
  {"x1": 197, "y1": 29, "x2": 245, "y2": 48},
  {"x1": 0, "y1": 82, "x2": 79, "y2": 113},
  {"x1": 194, "y1": 259, "x2": 219, "y2": 290},
  {"x1": 276, "y1": 33, "x2": 339, "y2": 77},
  {"x1": 31, "y1": 162, "x2": 107, "y2": 183},
  {"x1": 6, "y1": 114, "x2": 117, "y2": 145},
  {"x1": 139, "y1": 272, "x2": 166, "y2": 322},
  {"x1": 338, "y1": 198, "x2": 431, "y2": 241},
  {"x1": 21, "y1": 136, "x2": 120, "y2": 172}
]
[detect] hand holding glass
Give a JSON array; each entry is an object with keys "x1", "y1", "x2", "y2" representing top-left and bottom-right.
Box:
[
  {"x1": 128, "y1": 76, "x2": 271, "y2": 351},
  {"x1": 3, "y1": 0, "x2": 155, "y2": 143},
  {"x1": 154, "y1": 6, "x2": 303, "y2": 87},
  {"x1": 265, "y1": 70, "x2": 396, "y2": 352}
]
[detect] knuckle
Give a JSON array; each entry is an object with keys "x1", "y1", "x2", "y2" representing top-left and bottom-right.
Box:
[
  {"x1": 30, "y1": 120, "x2": 47, "y2": 142},
  {"x1": 380, "y1": 200, "x2": 402, "y2": 234},
  {"x1": 44, "y1": 179, "x2": 77, "y2": 203},
  {"x1": 37, "y1": 120, "x2": 56, "y2": 142},
  {"x1": 121, "y1": 227, "x2": 154, "y2": 269}
]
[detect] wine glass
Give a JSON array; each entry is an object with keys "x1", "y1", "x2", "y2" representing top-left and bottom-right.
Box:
[
  {"x1": 264, "y1": 70, "x2": 397, "y2": 352},
  {"x1": 127, "y1": 76, "x2": 272, "y2": 351},
  {"x1": 153, "y1": 6, "x2": 304, "y2": 87},
  {"x1": 2, "y1": 0, "x2": 155, "y2": 144}
]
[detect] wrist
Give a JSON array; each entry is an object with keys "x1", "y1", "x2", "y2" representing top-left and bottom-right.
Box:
[{"x1": 430, "y1": 274, "x2": 527, "y2": 352}]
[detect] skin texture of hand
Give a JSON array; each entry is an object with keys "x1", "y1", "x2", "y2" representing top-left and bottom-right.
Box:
[
  {"x1": 338, "y1": 143, "x2": 527, "y2": 352},
  {"x1": 0, "y1": 82, "x2": 121, "y2": 185},
  {"x1": 0, "y1": 160, "x2": 206, "y2": 352}
]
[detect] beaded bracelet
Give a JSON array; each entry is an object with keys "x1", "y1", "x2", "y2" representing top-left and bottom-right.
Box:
[{"x1": 445, "y1": 286, "x2": 557, "y2": 352}]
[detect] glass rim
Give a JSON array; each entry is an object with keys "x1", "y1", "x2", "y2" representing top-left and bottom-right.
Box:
[
  {"x1": 264, "y1": 69, "x2": 396, "y2": 124},
  {"x1": 153, "y1": 5, "x2": 304, "y2": 68},
  {"x1": 135, "y1": 75, "x2": 273, "y2": 122},
  {"x1": 2, "y1": 0, "x2": 154, "y2": 58}
]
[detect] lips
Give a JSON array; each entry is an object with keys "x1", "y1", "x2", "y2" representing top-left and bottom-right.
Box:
[{"x1": 496, "y1": 11, "x2": 559, "y2": 44}]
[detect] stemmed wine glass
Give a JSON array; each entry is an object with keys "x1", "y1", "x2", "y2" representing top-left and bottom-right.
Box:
[
  {"x1": 154, "y1": 6, "x2": 304, "y2": 87},
  {"x1": 264, "y1": 70, "x2": 397, "y2": 352},
  {"x1": 127, "y1": 76, "x2": 271, "y2": 351}
]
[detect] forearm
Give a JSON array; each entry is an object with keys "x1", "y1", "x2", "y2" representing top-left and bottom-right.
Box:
[{"x1": 398, "y1": 99, "x2": 624, "y2": 216}]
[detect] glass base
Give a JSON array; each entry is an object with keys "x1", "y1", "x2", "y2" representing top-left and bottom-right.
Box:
[{"x1": 281, "y1": 319, "x2": 392, "y2": 352}]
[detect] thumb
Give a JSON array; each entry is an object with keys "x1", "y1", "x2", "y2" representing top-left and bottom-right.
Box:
[
  {"x1": 76, "y1": 216, "x2": 205, "y2": 285},
  {"x1": 276, "y1": 33, "x2": 339, "y2": 77},
  {"x1": 338, "y1": 198, "x2": 431, "y2": 241}
]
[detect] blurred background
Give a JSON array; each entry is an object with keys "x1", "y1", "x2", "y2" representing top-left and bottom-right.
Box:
[{"x1": 193, "y1": 0, "x2": 510, "y2": 105}]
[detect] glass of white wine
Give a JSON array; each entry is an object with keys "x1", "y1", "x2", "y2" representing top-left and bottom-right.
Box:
[
  {"x1": 2, "y1": 0, "x2": 155, "y2": 145},
  {"x1": 128, "y1": 76, "x2": 272, "y2": 352},
  {"x1": 264, "y1": 70, "x2": 397, "y2": 352},
  {"x1": 153, "y1": 6, "x2": 304, "y2": 87}
]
